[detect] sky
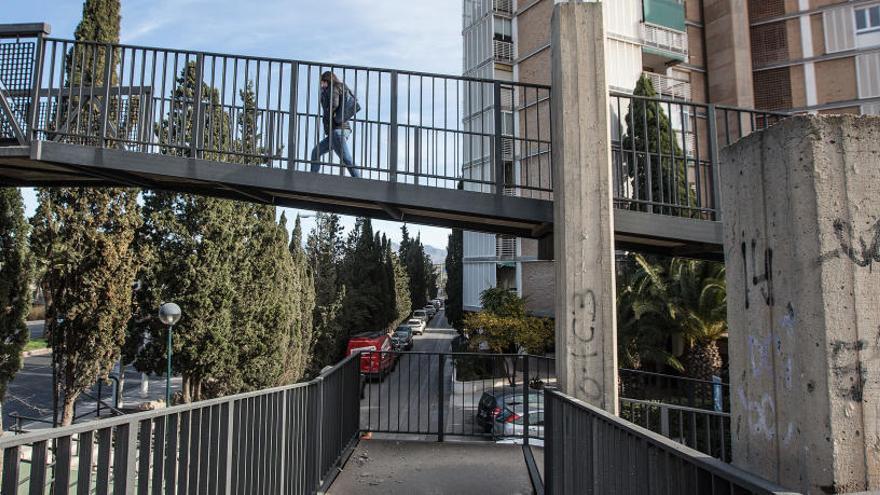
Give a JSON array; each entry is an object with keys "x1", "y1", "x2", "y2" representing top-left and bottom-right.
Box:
[{"x1": 5, "y1": 0, "x2": 462, "y2": 249}]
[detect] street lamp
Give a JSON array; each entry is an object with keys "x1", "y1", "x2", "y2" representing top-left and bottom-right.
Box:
[{"x1": 158, "y1": 303, "x2": 182, "y2": 406}]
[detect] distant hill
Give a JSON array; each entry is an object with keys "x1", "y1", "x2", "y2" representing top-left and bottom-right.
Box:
[{"x1": 391, "y1": 241, "x2": 447, "y2": 265}]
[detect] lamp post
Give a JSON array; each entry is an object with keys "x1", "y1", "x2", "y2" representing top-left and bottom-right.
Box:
[{"x1": 158, "y1": 303, "x2": 182, "y2": 406}]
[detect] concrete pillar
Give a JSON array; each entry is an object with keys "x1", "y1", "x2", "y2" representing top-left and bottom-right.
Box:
[
  {"x1": 721, "y1": 116, "x2": 880, "y2": 493},
  {"x1": 551, "y1": 1, "x2": 618, "y2": 413}
]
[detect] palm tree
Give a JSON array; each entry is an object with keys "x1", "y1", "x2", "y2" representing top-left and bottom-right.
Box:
[
  {"x1": 616, "y1": 254, "x2": 727, "y2": 381},
  {"x1": 616, "y1": 254, "x2": 682, "y2": 372},
  {"x1": 666, "y1": 258, "x2": 727, "y2": 382}
]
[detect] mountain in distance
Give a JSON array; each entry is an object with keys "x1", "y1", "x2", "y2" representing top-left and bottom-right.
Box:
[{"x1": 391, "y1": 241, "x2": 447, "y2": 265}]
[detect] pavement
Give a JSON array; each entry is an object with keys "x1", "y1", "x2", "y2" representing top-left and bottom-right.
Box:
[{"x1": 326, "y1": 439, "x2": 534, "y2": 495}]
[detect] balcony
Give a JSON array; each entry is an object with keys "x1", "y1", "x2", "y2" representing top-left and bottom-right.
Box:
[
  {"x1": 493, "y1": 0, "x2": 513, "y2": 16},
  {"x1": 494, "y1": 39, "x2": 514, "y2": 64},
  {"x1": 641, "y1": 23, "x2": 688, "y2": 71},
  {"x1": 643, "y1": 71, "x2": 691, "y2": 101},
  {"x1": 496, "y1": 234, "x2": 517, "y2": 259}
]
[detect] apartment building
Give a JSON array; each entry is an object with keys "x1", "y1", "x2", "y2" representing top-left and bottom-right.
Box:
[{"x1": 461, "y1": 0, "x2": 880, "y2": 316}]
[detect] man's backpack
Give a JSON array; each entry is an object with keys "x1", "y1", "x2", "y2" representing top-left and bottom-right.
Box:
[{"x1": 334, "y1": 88, "x2": 361, "y2": 125}]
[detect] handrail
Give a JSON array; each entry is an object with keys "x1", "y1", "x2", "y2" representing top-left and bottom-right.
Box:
[
  {"x1": 0, "y1": 370, "x2": 312, "y2": 449},
  {"x1": 545, "y1": 387, "x2": 798, "y2": 495},
  {"x1": 38, "y1": 35, "x2": 552, "y2": 91}
]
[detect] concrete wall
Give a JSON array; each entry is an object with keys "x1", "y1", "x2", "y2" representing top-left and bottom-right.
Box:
[{"x1": 721, "y1": 115, "x2": 880, "y2": 493}]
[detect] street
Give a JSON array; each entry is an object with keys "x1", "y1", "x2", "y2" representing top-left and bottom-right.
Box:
[
  {"x1": 3, "y1": 353, "x2": 181, "y2": 432},
  {"x1": 360, "y1": 309, "x2": 456, "y2": 438}
]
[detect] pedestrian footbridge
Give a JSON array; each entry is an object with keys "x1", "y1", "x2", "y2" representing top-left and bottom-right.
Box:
[{"x1": 0, "y1": 23, "x2": 786, "y2": 258}]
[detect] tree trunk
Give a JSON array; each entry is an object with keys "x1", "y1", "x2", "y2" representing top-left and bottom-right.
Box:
[
  {"x1": 182, "y1": 375, "x2": 192, "y2": 404},
  {"x1": 61, "y1": 393, "x2": 77, "y2": 426}
]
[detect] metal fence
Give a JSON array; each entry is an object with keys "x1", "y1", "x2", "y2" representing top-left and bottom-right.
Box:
[
  {"x1": 0, "y1": 354, "x2": 360, "y2": 495},
  {"x1": 618, "y1": 367, "x2": 729, "y2": 412},
  {"x1": 360, "y1": 351, "x2": 555, "y2": 442},
  {"x1": 609, "y1": 92, "x2": 788, "y2": 220},
  {"x1": 620, "y1": 398, "x2": 731, "y2": 462},
  {"x1": 2, "y1": 32, "x2": 553, "y2": 198},
  {"x1": 2, "y1": 26, "x2": 797, "y2": 216},
  {"x1": 544, "y1": 388, "x2": 796, "y2": 495}
]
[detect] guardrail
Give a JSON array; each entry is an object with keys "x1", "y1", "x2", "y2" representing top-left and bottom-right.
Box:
[
  {"x1": 609, "y1": 92, "x2": 788, "y2": 220},
  {"x1": 544, "y1": 387, "x2": 797, "y2": 495},
  {"x1": 620, "y1": 397, "x2": 731, "y2": 462},
  {"x1": 360, "y1": 351, "x2": 555, "y2": 442},
  {"x1": 0, "y1": 28, "x2": 553, "y2": 199},
  {"x1": 0, "y1": 354, "x2": 360, "y2": 495}
]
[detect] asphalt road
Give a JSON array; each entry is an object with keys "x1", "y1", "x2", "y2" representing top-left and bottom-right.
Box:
[
  {"x1": 2, "y1": 354, "x2": 181, "y2": 432},
  {"x1": 360, "y1": 309, "x2": 456, "y2": 438}
]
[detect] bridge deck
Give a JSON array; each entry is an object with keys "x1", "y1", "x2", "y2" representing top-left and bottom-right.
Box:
[
  {"x1": 0, "y1": 26, "x2": 787, "y2": 258},
  {"x1": 326, "y1": 439, "x2": 537, "y2": 495}
]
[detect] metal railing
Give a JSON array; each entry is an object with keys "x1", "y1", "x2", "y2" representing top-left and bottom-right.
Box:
[
  {"x1": 544, "y1": 388, "x2": 796, "y2": 495},
  {"x1": 642, "y1": 71, "x2": 691, "y2": 101},
  {"x1": 641, "y1": 22, "x2": 689, "y2": 55},
  {"x1": 0, "y1": 354, "x2": 361, "y2": 495},
  {"x1": 0, "y1": 28, "x2": 554, "y2": 199},
  {"x1": 1, "y1": 25, "x2": 795, "y2": 220},
  {"x1": 610, "y1": 92, "x2": 788, "y2": 220},
  {"x1": 619, "y1": 367, "x2": 729, "y2": 412},
  {"x1": 360, "y1": 351, "x2": 555, "y2": 442},
  {"x1": 620, "y1": 398, "x2": 731, "y2": 462}
]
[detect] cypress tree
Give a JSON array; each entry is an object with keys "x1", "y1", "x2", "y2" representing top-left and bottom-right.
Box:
[
  {"x1": 31, "y1": 0, "x2": 143, "y2": 425},
  {"x1": 131, "y1": 63, "x2": 240, "y2": 403},
  {"x1": 391, "y1": 250, "x2": 411, "y2": 327},
  {"x1": 621, "y1": 75, "x2": 692, "y2": 216},
  {"x1": 444, "y1": 228, "x2": 464, "y2": 329},
  {"x1": 306, "y1": 213, "x2": 347, "y2": 371},
  {"x1": 339, "y1": 218, "x2": 387, "y2": 333},
  {"x1": 0, "y1": 188, "x2": 33, "y2": 435},
  {"x1": 399, "y1": 227, "x2": 430, "y2": 311},
  {"x1": 283, "y1": 214, "x2": 316, "y2": 382}
]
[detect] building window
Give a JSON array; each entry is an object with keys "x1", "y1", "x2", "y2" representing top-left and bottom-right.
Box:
[
  {"x1": 856, "y1": 5, "x2": 880, "y2": 33},
  {"x1": 494, "y1": 17, "x2": 512, "y2": 43}
]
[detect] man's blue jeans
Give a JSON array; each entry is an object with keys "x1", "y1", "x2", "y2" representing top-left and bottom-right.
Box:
[{"x1": 310, "y1": 129, "x2": 359, "y2": 178}]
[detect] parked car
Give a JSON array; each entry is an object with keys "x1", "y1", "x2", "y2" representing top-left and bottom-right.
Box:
[
  {"x1": 391, "y1": 326, "x2": 414, "y2": 351},
  {"x1": 346, "y1": 332, "x2": 396, "y2": 381},
  {"x1": 404, "y1": 318, "x2": 426, "y2": 335},
  {"x1": 492, "y1": 407, "x2": 545, "y2": 439},
  {"x1": 424, "y1": 304, "x2": 437, "y2": 318},
  {"x1": 412, "y1": 309, "x2": 428, "y2": 322},
  {"x1": 476, "y1": 388, "x2": 544, "y2": 432}
]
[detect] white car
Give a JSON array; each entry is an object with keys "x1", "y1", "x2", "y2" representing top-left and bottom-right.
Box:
[
  {"x1": 405, "y1": 318, "x2": 426, "y2": 335},
  {"x1": 412, "y1": 309, "x2": 428, "y2": 322},
  {"x1": 424, "y1": 305, "x2": 437, "y2": 318}
]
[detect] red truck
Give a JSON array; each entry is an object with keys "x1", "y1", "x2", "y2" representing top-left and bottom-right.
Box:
[{"x1": 346, "y1": 332, "x2": 396, "y2": 380}]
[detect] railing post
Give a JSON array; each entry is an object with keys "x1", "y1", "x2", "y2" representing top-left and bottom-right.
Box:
[
  {"x1": 190, "y1": 53, "x2": 205, "y2": 159},
  {"x1": 224, "y1": 401, "x2": 235, "y2": 495},
  {"x1": 99, "y1": 44, "x2": 114, "y2": 146},
  {"x1": 544, "y1": 389, "x2": 554, "y2": 495},
  {"x1": 707, "y1": 103, "x2": 722, "y2": 222},
  {"x1": 287, "y1": 62, "x2": 298, "y2": 171},
  {"x1": 279, "y1": 390, "x2": 288, "y2": 494},
  {"x1": 389, "y1": 70, "x2": 398, "y2": 183},
  {"x1": 27, "y1": 31, "x2": 46, "y2": 141},
  {"x1": 437, "y1": 354, "x2": 445, "y2": 442},
  {"x1": 522, "y1": 355, "x2": 530, "y2": 446},
  {"x1": 493, "y1": 81, "x2": 504, "y2": 195},
  {"x1": 660, "y1": 405, "x2": 670, "y2": 438},
  {"x1": 315, "y1": 376, "x2": 325, "y2": 484}
]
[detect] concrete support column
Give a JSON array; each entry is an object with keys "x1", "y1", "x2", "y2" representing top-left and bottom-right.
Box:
[
  {"x1": 721, "y1": 116, "x2": 880, "y2": 493},
  {"x1": 551, "y1": 1, "x2": 618, "y2": 412},
  {"x1": 702, "y1": 0, "x2": 755, "y2": 108}
]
